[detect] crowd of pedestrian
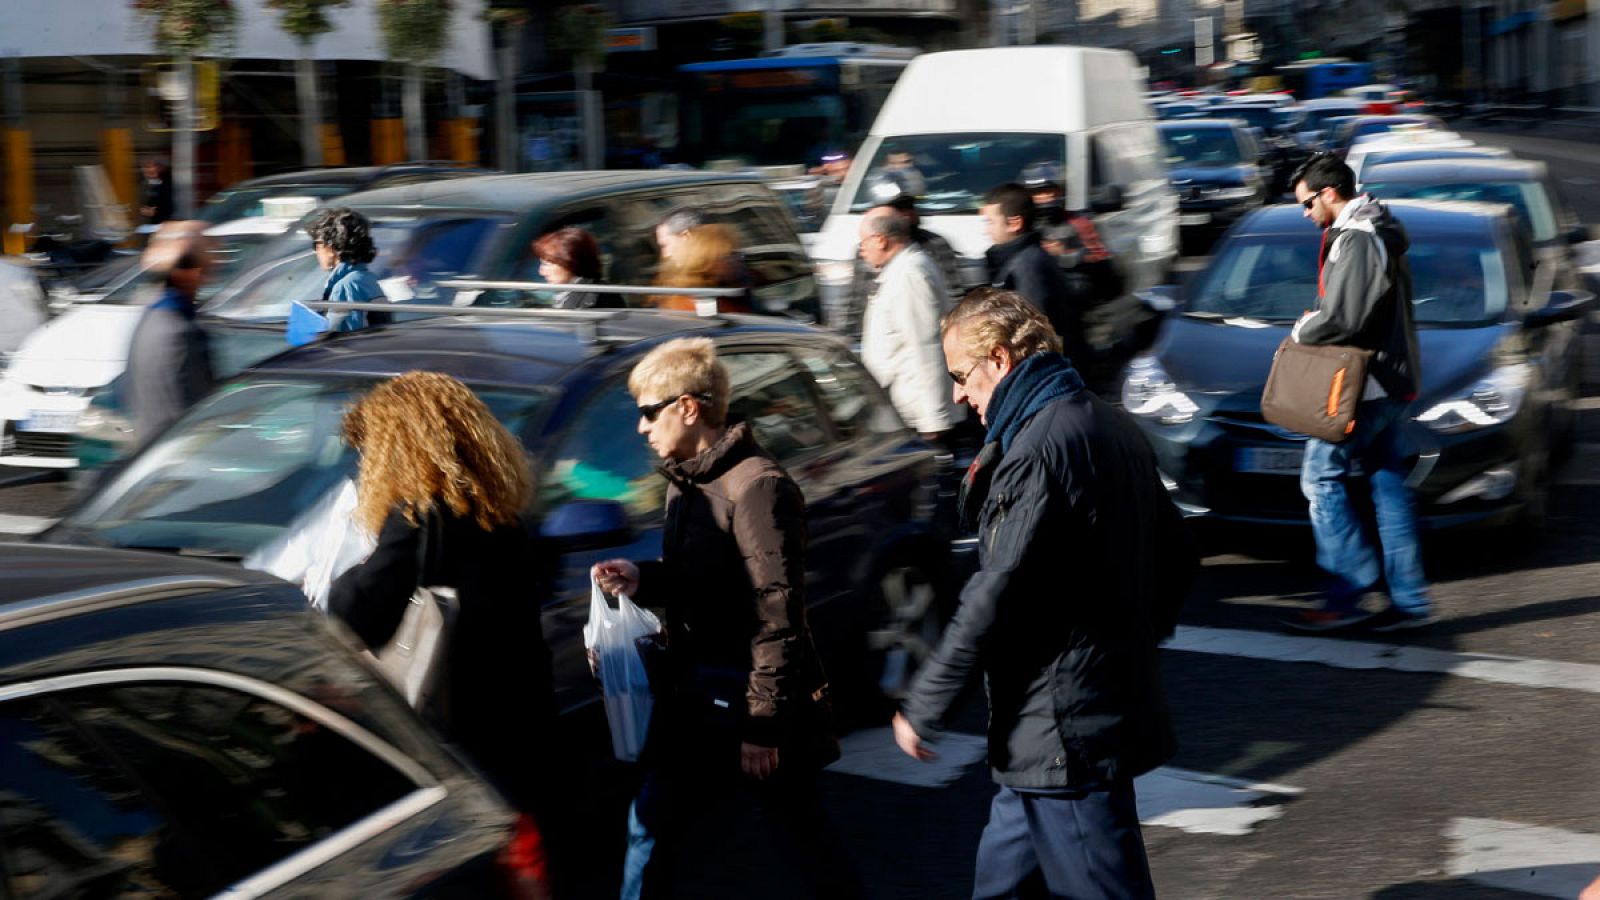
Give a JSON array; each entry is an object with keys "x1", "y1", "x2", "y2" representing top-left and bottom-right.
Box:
[{"x1": 111, "y1": 147, "x2": 1442, "y2": 898}]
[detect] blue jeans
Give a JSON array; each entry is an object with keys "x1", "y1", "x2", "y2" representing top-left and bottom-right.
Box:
[
  {"x1": 971, "y1": 783, "x2": 1156, "y2": 900},
  {"x1": 1300, "y1": 397, "x2": 1431, "y2": 615}
]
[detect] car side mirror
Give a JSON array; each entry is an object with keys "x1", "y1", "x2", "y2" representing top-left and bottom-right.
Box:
[
  {"x1": 1135, "y1": 284, "x2": 1180, "y2": 314},
  {"x1": 1567, "y1": 224, "x2": 1594, "y2": 246},
  {"x1": 541, "y1": 499, "x2": 633, "y2": 551},
  {"x1": 1090, "y1": 184, "x2": 1125, "y2": 214},
  {"x1": 1524, "y1": 289, "x2": 1595, "y2": 329}
]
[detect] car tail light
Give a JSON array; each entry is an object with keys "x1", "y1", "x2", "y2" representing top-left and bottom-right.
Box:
[{"x1": 498, "y1": 813, "x2": 552, "y2": 900}]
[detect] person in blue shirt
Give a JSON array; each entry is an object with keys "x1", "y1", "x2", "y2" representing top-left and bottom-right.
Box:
[{"x1": 302, "y1": 207, "x2": 386, "y2": 338}]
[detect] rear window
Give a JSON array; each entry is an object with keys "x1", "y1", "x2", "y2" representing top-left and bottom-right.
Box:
[{"x1": 1363, "y1": 180, "x2": 1557, "y2": 243}]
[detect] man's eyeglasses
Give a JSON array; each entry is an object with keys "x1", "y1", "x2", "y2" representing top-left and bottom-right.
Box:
[
  {"x1": 638, "y1": 393, "x2": 712, "y2": 422},
  {"x1": 948, "y1": 361, "x2": 982, "y2": 387},
  {"x1": 1301, "y1": 189, "x2": 1323, "y2": 211}
]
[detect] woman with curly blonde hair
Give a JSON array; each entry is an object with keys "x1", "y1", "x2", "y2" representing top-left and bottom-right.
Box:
[{"x1": 329, "y1": 371, "x2": 555, "y2": 816}]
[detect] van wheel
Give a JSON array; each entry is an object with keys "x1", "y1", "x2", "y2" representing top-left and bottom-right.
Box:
[{"x1": 865, "y1": 565, "x2": 945, "y2": 701}]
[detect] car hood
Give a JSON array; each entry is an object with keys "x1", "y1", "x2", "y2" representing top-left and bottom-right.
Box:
[
  {"x1": 1153, "y1": 315, "x2": 1511, "y2": 405},
  {"x1": 1168, "y1": 165, "x2": 1251, "y2": 186},
  {"x1": 7, "y1": 304, "x2": 142, "y2": 388}
]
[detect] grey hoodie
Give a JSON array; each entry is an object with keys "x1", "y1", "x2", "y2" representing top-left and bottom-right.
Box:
[{"x1": 1293, "y1": 194, "x2": 1422, "y2": 399}]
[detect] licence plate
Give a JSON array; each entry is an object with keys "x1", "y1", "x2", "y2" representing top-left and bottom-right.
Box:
[
  {"x1": 23, "y1": 410, "x2": 80, "y2": 433},
  {"x1": 1179, "y1": 213, "x2": 1211, "y2": 226},
  {"x1": 1235, "y1": 447, "x2": 1304, "y2": 475}
]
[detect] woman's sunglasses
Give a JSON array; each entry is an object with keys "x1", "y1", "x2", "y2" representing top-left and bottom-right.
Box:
[{"x1": 638, "y1": 393, "x2": 712, "y2": 422}]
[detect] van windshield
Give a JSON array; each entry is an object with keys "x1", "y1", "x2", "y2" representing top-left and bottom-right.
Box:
[{"x1": 848, "y1": 133, "x2": 1066, "y2": 214}]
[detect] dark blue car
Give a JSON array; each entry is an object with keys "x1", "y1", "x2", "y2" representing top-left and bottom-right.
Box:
[
  {"x1": 1125, "y1": 201, "x2": 1592, "y2": 532},
  {"x1": 46, "y1": 311, "x2": 952, "y2": 714}
]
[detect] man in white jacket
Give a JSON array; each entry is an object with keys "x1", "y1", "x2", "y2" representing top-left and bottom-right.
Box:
[{"x1": 858, "y1": 206, "x2": 962, "y2": 439}]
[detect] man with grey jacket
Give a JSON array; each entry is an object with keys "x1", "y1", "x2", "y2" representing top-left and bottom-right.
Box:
[
  {"x1": 1288, "y1": 153, "x2": 1432, "y2": 633},
  {"x1": 126, "y1": 222, "x2": 215, "y2": 448},
  {"x1": 858, "y1": 206, "x2": 961, "y2": 440}
]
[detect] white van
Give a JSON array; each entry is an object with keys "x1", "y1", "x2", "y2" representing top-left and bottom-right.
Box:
[{"x1": 814, "y1": 46, "x2": 1178, "y2": 305}]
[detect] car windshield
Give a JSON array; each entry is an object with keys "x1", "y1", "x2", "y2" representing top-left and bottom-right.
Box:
[
  {"x1": 848, "y1": 133, "x2": 1065, "y2": 213},
  {"x1": 1160, "y1": 126, "x2": 1244, "y2": 166},
  {"x1": 1188, "y1": 229, "x2": 1509, "y2": 326},
  {"x1": 98, "y1": 231, "x2": 288, "y2": 306},
  {"x1": 202, "y1": 216, "x2": 506, "y2": 320},
  {"x1": 1219, "y1": 107, "x2": 1276, "y2": 132},
  {"x1": 199, "y1": 185, "x2": 353, "y2": 224},
  {"x1": 59, "y1": 376, "x2": 549, "y2": 558},
  {"x1": 1363, "y1": 180, "x2": 1558, "y2": 243}
]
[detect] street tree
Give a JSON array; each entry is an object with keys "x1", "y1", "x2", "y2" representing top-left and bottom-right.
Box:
[
  {"x1": 552, "y1": 3, "x2": 611, "y2": 169},
  {"x1": 130, "y1": 0, "x2": 236, "y2": 217},
  {"x1": 376, "y1": 0, "x2": 454, "y2": 161},
  {"x1": 266, "y1": 0, "x2": 352, "y2": 167}
]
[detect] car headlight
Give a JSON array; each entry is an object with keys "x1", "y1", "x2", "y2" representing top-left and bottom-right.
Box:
[
  {"x1": 1414, "y1": 362, "x2": 1532, "y2": 434},
  {"x1": 1123, "y1": 355, "x2": 1198, "y2": 425},
  {"x1": 816, "y1": 259, "x2": 856, "y2": 287}
]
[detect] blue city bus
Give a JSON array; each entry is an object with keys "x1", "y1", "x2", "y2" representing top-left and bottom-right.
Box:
[
  {"x1": 679, "y1": 43, "x2": 916, "y2": 167},
  {"x1": 1276, "y1": 60, "x2": 1375, "y2": 100}
]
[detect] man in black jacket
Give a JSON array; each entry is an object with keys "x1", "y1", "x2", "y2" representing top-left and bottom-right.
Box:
[
  {"x1": 982, "y1": 182, "x2": 1087, "y2": 364},
  {"x1": 893, "y1": 287, "x2": 1195, "y2": 899}
]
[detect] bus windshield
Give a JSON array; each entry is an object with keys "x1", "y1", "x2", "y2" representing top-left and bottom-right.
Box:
[{"x1": 680, "y1": 54, "x2": 907, "y2": 167}]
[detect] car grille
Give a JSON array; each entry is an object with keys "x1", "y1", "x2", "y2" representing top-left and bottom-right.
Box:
[{"x1": 12, "y1": 431, "x2": 74, "y2": 458}]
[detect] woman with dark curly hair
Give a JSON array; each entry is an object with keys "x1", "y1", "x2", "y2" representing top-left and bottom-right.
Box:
[
  {"x1": 306, "y1": 206, "x2": 386, "y2": 332},
  {"x1": 533, "y1": 225, "x2": 620, "y2": 309},
  {"x1": 328, "y1": 371, "x2": 556, "y2": 816}
]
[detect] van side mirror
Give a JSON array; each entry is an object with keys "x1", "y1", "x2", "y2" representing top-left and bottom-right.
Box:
[
  {"x1": 541, "y1": 499, "x2": 633, "y2": 551},
  {"x1": 1090, "y1": 184, "x2": 1125, "y2": 214},
  {"x1": 1524, "y1": 289, "x2": 1595, "y2": 329}
]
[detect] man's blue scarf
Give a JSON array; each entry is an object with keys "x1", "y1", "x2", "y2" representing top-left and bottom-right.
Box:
[{"x1": 984, "y1": 352, "x2": 1085, "y2": 454}]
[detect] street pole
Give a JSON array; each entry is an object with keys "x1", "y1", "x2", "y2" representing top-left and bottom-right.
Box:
[
  {"x1": 576, "y1": 55, "x2": 602, "y2": 169},
  {"x1": 496, "y1": 33, "x2": 517, "y2": 171},
  {"x1": 295, "y1": 52, "x2": 323, "y2": 167},
  {"x1": 404, "y1": 63, "x2": 426, "y2": 161},
  {"x1": 173, "y1": 56, "x2": 195, "y2": 219},
  {"x1": 765, "y1": 0, "x2": 785, "y2": 53}
]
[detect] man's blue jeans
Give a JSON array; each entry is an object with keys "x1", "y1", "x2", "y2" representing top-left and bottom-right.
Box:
[{"x1": 1300, "y1": 397, "x2": 1431, "y2": 615}]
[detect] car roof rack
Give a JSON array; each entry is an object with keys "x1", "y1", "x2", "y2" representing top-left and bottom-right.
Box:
[{"x1": 302, "y1": 280, "x2": 749, "y2": 345}]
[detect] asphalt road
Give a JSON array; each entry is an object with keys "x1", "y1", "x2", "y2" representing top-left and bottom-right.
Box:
[{"x1": 6, "y1": 130, "x2": 1600, "y2": 898}]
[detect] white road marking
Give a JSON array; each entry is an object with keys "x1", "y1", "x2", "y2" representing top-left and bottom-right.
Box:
[
  {"x1": 0, "y1": 514, "x2": 53, "y2": 536},
  {"x1": 1447, "y1": 817, "x2": 1600, "y2": 898},
  {"x1": 1167, "y1": 626, "x2": 1600, "y2": 695},
  {"x1": 828, "y1": 728, "x2": 1301, "y2": 836},
  {"x1": 827, "y1": 727, "x2": 987, "y2": 788},
  {"x1": 1135, "y1": 767, "x2": 1301, "y2": 836}
]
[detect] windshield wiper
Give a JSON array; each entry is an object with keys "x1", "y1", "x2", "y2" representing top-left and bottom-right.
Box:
[{"x1": 1181, "y1": 311, "x2": 1228, "y2": 320}]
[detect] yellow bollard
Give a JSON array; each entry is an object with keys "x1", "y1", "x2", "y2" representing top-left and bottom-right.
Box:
[{"x1": 2, "y1": 129, "x2": 33, "y2": 256}]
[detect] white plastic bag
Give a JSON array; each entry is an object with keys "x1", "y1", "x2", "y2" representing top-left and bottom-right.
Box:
[
  {"x1": 243, "y1": 479, "x2": 376, "y2": 609},
  {"x1": 582, "y1": 576, "x2": 661, "y2": 762}
]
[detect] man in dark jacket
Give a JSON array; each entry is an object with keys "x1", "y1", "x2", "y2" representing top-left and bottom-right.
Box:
[
  {"x1": 893, "y1": 288, "x2": 1195, "y2": 899},
  {"x1": 126, "y1": 223, "x2": 215, "y2": 448},
  {"x1": 1287, "y1": 153, "x2": 1432, "y2": 632},
  {"x1": 139, "y1": 158, "x2": 174, "y2": 225},
  {"x1": 982, "y1": 182, "x2": 1088, "y2": 364}
]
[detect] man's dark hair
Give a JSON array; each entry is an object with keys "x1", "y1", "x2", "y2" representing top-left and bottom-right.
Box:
[
  {"x1": 1290, "y1": 153, "x2": 1356, "y2": 200},
  {"x1": 983, "y1": 182, "x2": 1036, "y2": 232},
  {"x1": 305, "y1": 207, "x2": 377, "y2": 264}
]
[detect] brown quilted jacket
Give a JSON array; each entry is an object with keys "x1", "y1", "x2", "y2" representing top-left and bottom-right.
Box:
[{"x1": 636, "y1": 422, "x2": 834, "y2": 755}]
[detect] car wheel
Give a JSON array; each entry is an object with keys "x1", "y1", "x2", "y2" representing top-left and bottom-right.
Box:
[{"x1": 865, "y1": 564, "x2": 946, "y2": 701}]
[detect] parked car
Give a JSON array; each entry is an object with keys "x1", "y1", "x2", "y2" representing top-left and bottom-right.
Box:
[
  {"x1": 1345, "y1": 128, "x2": 1480, "y2": 186},
  {"x1": 1, "y1": 170, "x2": 820, "y2": 470},
  {"x1": 1328, "y1": 115, "x2": 1446, "y2": 159},
  {"x1": 1157, "y1": 119, "x2": 1268, "y2": 252},
  {"x1": 1351, "y1": 145, "x2": 1512, "y2": 189},
  {"x1": 1358, "y1": 157, "x2": 1600, "y2": 294},
  {"x1": 0, "y1": 542, "x2": 547, "y2": 898},
  {"x1": 44, "y1": 310, "x2": 953, "y2": 713},
  {"x1": 1126, "y1": 201, "x2": 1592, "y2": 532},
  {"x1": 197, "y1": 162, "x2": 495, "y2": 224}
]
